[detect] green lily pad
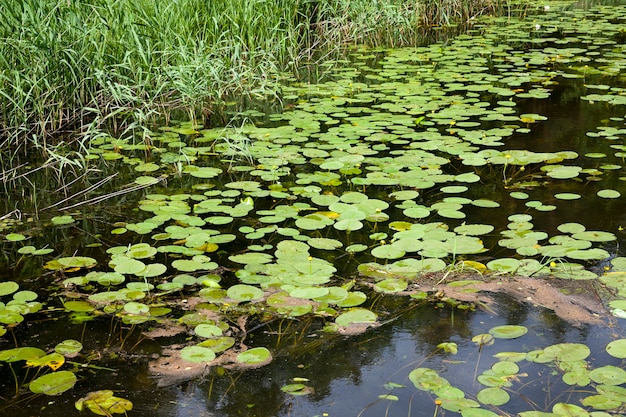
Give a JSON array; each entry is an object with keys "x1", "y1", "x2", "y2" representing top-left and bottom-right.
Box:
[
  {"x1": 194, "y1": 323, "x2": 223, "y2": 338},
  {"x1": 51, "y1": 215, "x2": 75, "y2": 225},
  {"x1": 113, "y1": 258, "x2": 146, "y2": 275},
  {"x1": 227, "y1": 284, "x2": 264, "y2": 301},
  {"x1": 0, "y1": 281, "x2": 19, "y2": 296},
  {"x1": 75, "y1": 390, "x2": 133, "y2": 415},
  {"x1": 477, "y1": 387, "x2": 510, "y2": 406},
  {"x1": 552, "y1": 403, "x2": 589, "y2": 417},
  {"x1": 374, "y1": 279, "x2": 407, "y2": 293},
  {"x1": 489, "y1": 325, "x2": 528, "y2": 339},
  {"x1": 281, "y1": 383, "x2": 313, "y2": 396},
  {"x1": 606, "y1": 339, "x2": 626, "y2": 358},
  {"x1": 236, "y1": 347, "x2": 272, "y2": 366},
  {"x1": 5, "y1": 233, "x2": 26, "y2": 241},
  {"x1": 572, "y1": 231, "x2": 616, "y2": 242},
  {"x1": 308, "y1": 238, "x2": 343, "y2": 250},
  {"x1": 581, "y1": 394, "x2": 621, "y2": 410},
  {"x1": 371, "y1": 245, "x2": 405, "y2": 259},
  {"x1": 55, "y1": 339, "x2": 83, "y2": 356},
  {"x1": 29, "y1": 371, "x2": 77, "y2": 395},
  {"x1": 590, "y1": 366, "x2": 626, "y2": 385},
  {"x1": 558, "y1": 223, "x2": 586, "y2": 234},
  {"x1": 486, "y1": 258, "x2": 520, "y2": 274},
  {"x1": 336, "y1": 308, "x2": 377, "y2": 327},
  {"x1": 597, "y1": 189, "x2": 621, "y2": 199},
  {"x1": 409, "y1": 367, "x2": 450, "y2": 392},
  {"x1": 45, "y1": 256, "x2": 97, "y2": 271},
  {"x1": 180, "y1": 345, "x2": 216, "y2": 363},
  {"x1": 123, "y1": 301, "x2": 149, "y2": 315},
  {"x1": 135, "y1": 175, "x2": 162, "y2": 185},
  {"x1": 229, "y1": 252, "x2": 274, "y2": 265},
  {"x1": 461, "y1": 409, "x2": 501, "y2": 417},
  {"x1": 63, "y1": 301, "x2": 95, "y2": 312},
  {"x1": 554, "y1": 193, "x2": 581, "y2": 200}
]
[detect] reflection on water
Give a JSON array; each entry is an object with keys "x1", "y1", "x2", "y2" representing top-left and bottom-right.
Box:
[
  {"x1": 1, "y1": 295, "x2": 620, "y2": 417},
  {"x1": 153, "y1": 297, "x2": 622, "y2": 417}
]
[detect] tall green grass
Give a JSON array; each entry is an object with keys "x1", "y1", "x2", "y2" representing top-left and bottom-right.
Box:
[{"x1": 0, "y1": 0, "x2": 502, "y2": 161}]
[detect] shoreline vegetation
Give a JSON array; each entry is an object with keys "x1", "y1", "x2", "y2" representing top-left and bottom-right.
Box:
[{"x1": 0, "y1": 0, "x2": 504, "y2": 162}]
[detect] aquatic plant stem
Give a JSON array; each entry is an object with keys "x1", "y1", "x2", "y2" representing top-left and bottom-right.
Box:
[
  {"x1": 80, "y1": 322, "x2": 87, "y2": 345},
  {"x1": 9, "y1": 363, "x2": 18, "y2": 398},
  {"x1": 119, "y1": 324, "x2": 136, "y2": 350},
  {"x1": 473, "y1": 343, "x2": 484, "y2": 387}
]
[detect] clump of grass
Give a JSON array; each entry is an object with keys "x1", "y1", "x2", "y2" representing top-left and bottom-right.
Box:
[
  {"x1": 0, "y1": 0, "x2": 310, "y2": 152},
  {"x1": 312, "y1": 0, "x2": 502, "y2": 46},
  {"x1": 0, "y1": 0, "x2": 504, "y2": 164}
]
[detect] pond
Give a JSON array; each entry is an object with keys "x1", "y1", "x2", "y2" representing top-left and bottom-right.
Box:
[{"x1": 2, "y1": 1, "x2": 626, "y2": 416}]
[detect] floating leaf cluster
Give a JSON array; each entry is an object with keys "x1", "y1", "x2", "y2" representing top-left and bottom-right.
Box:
[{"x1": 374, "y1": 326, "x2": 626, "y2": 417}]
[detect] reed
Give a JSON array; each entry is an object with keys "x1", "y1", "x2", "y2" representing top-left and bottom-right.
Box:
[{"x1": 0, "y1": 0, "x2": 502, "y2": 163}]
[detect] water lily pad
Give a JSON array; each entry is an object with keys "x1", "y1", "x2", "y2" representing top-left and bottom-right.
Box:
[
  {"x1": 489, "y1": 325, "x2": 528, "y2": 339},
  {"x1": 55, "y1": 339, "x2": 83, "y2": 356},
  {"x1": 454, "y1": 224, "x2": 494, "y2": 236},
  {"x1": 374, "y1": 279, "x2": 407, "y2": 293},
  {"x1": 51, "y1": 215, "x2": 75, "y2": 225},
  {"x1": 25, "y1": 351, "x2": 65, "y2": 370},
  {"x1": 597, "y1": 189, "x2": 621, "y2": 199},
  {"x1": 289, "y1": 286, "x2": 329, "y2": 300},
  {"x1": 45, "y1": 256, "x2": 97, "y2": 271},
  {"x1": 334, "y1": 218, "x2": 364, "y2": 231},
  {"x1": 75, "y1": 390, "x2": 133, "y2": 415},
  {"x1": 5, "y1": 233, "x2": 26, "y2": 241},
  {"x1": 336, "y1": 291, "x2": 367, "y2": 307},
  {"x1": 0, "y1": 281, "x2": 19, "y2": 296},
  {"x1": 308, "y1": 238, "x2": 343, "y2": 250},
  {"x1": 227, "y1": 284, "x2": 264, "y2": 301},
  {"x1": 477, "y1": 387, "x2": 510, "y2": 406},
  {"x1": 63, "y1": 301, "x2": 94, "y2": 312},
  {"x1": 461, "y1": 409, "x2": 501, "y2": 417},
  {"x1": 552, "y1": 403, "x2": 589, "y2": 417},
  {"x1": 510, "y1": 192, "x2": 529, "y2": 199},
  {"x1": 180, "y1": 345, "x2": 216, "y2": 363},
  {"x1": 236, "y1": 347, "x2": 272, "y2": 366},
  {"x1": 126, "y1": 244, "x2": 157, "y2": 259},
  {"x1": 486, "y1": 258, "x2": 520, "y2": 274},
  {"x1": 281, "y1": 383, "x2": 313, "y2": 396},
  {"x1": 123, "y1": 301, "x2": 149, "y2": 315},
  {"x1": 336, "y1": 308, "x2": 377, "y2": 327},
  {"x1": 554, "y1": 193, "x2": 581, "y2": 200},
  {"x1": 346, "y1": 244, "x2": 368, "y2": 253},
  {"x1": 171, "y1": 259, "x2": 211, "y2": 272},
  {"x1": 581, "y1": 394, "x2": 621, "y2": 410},
  {"x1": 29, "y1": 370, "x2": 77, "y2": 395},
  {"x1": 572, "y1": 231, "x2": 616, "y2": 242},
  {"x1": 557, "y1": 223, "x2": 586, "y2": 234},
  {"x1": 113, "y1": 258, "x2": 146, "y2": 275},
  {"x1": 186, "y1": 166, "x2": 222, "y2": 178},
  {"x1": 371, "y1": 245, "x2": 405, "y2": 259},
  {"x1": 409, "y1": 367, "x2": 450, "y2": 392},
  {"x1": 541, "y1": 343, "x2": 591, "y2": 363},
  {"x1": 228, "y1": 252, "x2": 273, "y2": 264},
  {"x1": 590, "y1": 366, "x2": 626, "y2": 385},
  {"x1": 606, "y1": 339, "x2": 626, "y2": 358},
  {"x1": 135, "y1": 175, "x2": 161, "y2": 185},
  {"x1": 194, "y1": 323, "x2": 223, "y2": 338}
]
